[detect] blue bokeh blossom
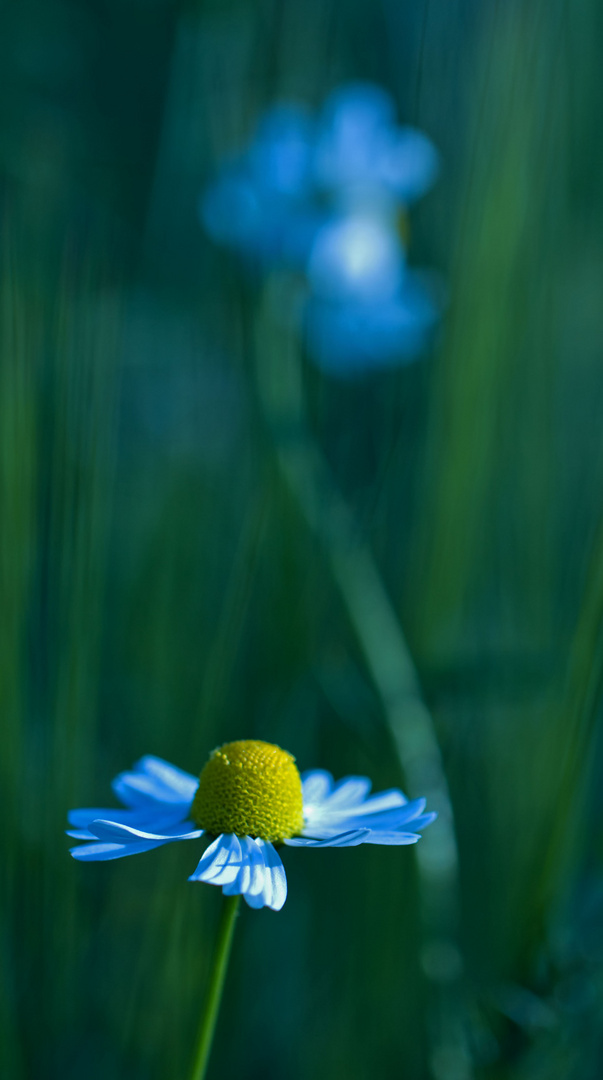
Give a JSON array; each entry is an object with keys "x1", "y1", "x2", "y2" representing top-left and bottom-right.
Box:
[
  {"x1": 201, "y1": 104, "x2": 321, "y2": 267},
  {"x1": 200, "y1": 82, "x2": 441, "y2": 376},
  {"x1": 313, "y1": 82, "x2": 438, "y2": 207}
]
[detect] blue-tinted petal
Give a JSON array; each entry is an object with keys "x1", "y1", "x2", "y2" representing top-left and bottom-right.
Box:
[
  {"x1": 342, "y1": 788, "x2": 406, "y2": 813},
  {"x1": 404, "y1": 811, "x2": 437, "y2": 830},
  {"x1": 293, "y1": 826, "x2": 420, "y2": 846},
  {"x1": 284, "y1": 828, "x2": 370, "y2": 848},
  {"x1": 112, "y1": 756, "x2": 197, "y2": 809},
  {"x1": 298, "y1": 770, "x2": 436, "y2": 844},
  {"x1": 135, "y1": 756, "x2": 198, "y2": 801},
  {"x1": 355, "y1": 793, "x2": 417, "y2": 817},
  {"x1": 223, "y1": 836, "x2": 266, "y2": 907},
  {"x1": 361, "y1": 831, "x2": 420, "y2": 845},
  {"x1": 85, "y1": 819, "x2": 203, "y2": 844},
  {"x1": 255, "y1": 839, "x2": 287, "y2": 911},
  {"x1": 70, "y1": 839, "x2": 166, "y2": 861},
  {"x1": 111, "y1": 773, "x2": 163, "y2": 807},
  {"x1": 320, "y1": 776, "x2": 373, "y2": 809},
  {"x1": 67, "y1": 805, "x2": 188, "y2": 831},
  {"x1": 303, "y1": 786, "x2": 408, "y2": 830},
  {"x1": 313, "y1": 797, "x2": 426, "y2": 832},
  {"x1": 189, "y1": 834, "x2": 242, "y2": 886},
  {"x1": 301, "y1": 770, "x2": 333, "y2": 806}
]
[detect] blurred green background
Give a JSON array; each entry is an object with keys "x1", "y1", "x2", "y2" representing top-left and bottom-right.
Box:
[{"x1": 3, "y1": 0, "x2": 603, "y2": 1077}]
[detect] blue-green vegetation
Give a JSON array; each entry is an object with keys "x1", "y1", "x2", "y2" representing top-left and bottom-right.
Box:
[{"x1": 2, "y1": 0, "x2": 603, "y2": 1078}]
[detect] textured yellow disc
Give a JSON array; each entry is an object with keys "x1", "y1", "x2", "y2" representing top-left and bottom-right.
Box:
[{"x1": 190, "y1": 740, "x2": 304, "y2": 842}]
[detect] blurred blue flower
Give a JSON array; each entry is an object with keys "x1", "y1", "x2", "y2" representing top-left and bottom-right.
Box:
[
  {"x1": 250, "y1": 105, "x2": 315, "y2": 199},
  {"x1": 305, "y1": 211, "x2": 439, "y2": 375},
  {"x1": 201, "y1": 105, "x2": 321, "y2": 266},
  {"x1": 200, "y1": 83, "x2": 441, "y2": 375},
  {"x1": 308, "y1": 214, "x2": 405, "y2": 301},
  {"x1": 201, "y1": 168, "x2": 318, "y2": 266},
  {"x1": 68, "y1": 744, "x2": 435, "y2": 912},
  {"x1": 314, "y1": 82, "x2": 438, "y2": 206},
  {"x1": 306, "y1": 275, "x2": 439, "y2": 377}
]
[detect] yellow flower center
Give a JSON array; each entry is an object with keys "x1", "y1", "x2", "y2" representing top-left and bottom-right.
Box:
[{"x1": 190, "y1": 740, "x2": 304, "y2": 843}]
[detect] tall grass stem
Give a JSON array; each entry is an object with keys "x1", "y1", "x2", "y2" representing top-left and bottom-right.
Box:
[{"x1": 254, "y1": 276, "x2": 470, "y2": 1076}]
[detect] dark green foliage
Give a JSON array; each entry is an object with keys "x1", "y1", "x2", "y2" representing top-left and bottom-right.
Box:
[{"x1": 2, "y1": 1, "x2": 603, "y2": 1078}]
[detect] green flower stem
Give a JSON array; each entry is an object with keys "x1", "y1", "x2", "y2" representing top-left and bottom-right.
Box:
[{"x1": 189, "y1": 894, "x2": 241, "y2": 1080}]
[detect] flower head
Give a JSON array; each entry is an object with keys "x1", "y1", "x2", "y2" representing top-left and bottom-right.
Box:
[
  {"x1": 68, "y1": 740, "x2": 435, "y2": 911},
  {"x1": 191, "y1": 740, "x2": 303, "y2": 842}
]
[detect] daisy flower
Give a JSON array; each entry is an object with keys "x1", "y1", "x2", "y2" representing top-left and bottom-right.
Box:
[{"x1": 68, "y1": 740, "x2": 436, "y2": 911}]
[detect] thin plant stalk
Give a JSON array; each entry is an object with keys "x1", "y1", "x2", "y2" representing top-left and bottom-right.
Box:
[
  {"x1": 189, "y1": 895, "x2": 241, "y2": 1080},
  {"x1": 254, "y1": 276, "x2": 470, "y2": 1076}
]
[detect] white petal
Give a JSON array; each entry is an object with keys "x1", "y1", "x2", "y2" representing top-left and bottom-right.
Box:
[
  {"x1": 255, "y1": 839, "x2": 287, "y2": 910},
  {"x1": 68, "y1": 805, "x2": 188, "y2": 831},
  {"x1": 343, "y1": 788, "x2": 407, "y2": 814},
  {"x1": 320, "y1": 776, "x2": 372, "y2": 809},
  {"x1": 70, "y1": 839, "x2": 166, "y2": 860},
  {"x1": 306, "y1": 788, "x2": 406, "y2": 829},
  {"x1": 411, "y1": 812, "x2": 437, "y2": 830},
  {"x1": 135, "y1": 756, "x2": 199, "y2": 801},
  {"x1": 360, "y1": 831, "x2": 420, "y2": 845},
  {"x1": 310, "y1": 797, "x2": 427, "y2": 833},
  {"x1": 301, "y1": 770, "x2": 333, "y2": 807},
  {"x1": 189, "y1": 835, "x2": 242, "y2": 886},
  {"x1": 284, "y1": 828, "x2": 370, "y2": 848},
  {"x1": 112, "y1": 772, "x2": 191, "y2": 809},
  {"x1": 112, "y1": 756, "x2": 197, "y2": 808},
  {"x1": 86, "y1": 819, "x2": 203, "y2": 843},
  {"x1": 223, "y1": 837, "x2": 266, "y2": 907}
]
